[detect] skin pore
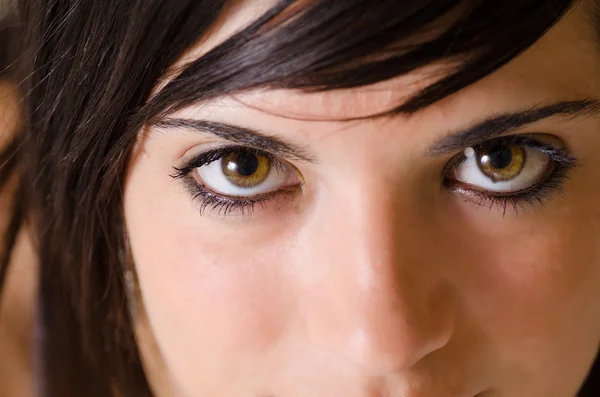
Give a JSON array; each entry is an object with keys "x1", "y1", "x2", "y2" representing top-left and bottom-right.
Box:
[{"x1": 123, "y1": 1, "x2": 598, "y2": 397}]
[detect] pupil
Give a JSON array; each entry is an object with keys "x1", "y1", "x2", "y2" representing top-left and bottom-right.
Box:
[
  {"x1": 487, "y1": 145, "x2": 513, "y2": 169},
  {"x1": 227, "y1": 153, "x2": 259, "y2": 177}
]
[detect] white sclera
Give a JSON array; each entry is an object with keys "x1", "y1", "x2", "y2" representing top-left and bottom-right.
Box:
[
  {"x1": 196, "y1": 157, "x2": 294, "y2": 197},
  {"x1": 454, "y1": 147, "x2": 551, "y2": 193}
]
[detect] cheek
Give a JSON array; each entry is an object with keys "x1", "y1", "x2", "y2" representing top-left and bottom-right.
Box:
[
  {"x1": 440, "y1": 201, "x2": 600, "y2": 386},
  {"x1": 458, "y1": 228, "x2": 600, "y2": 337},
  {"x1": 123, "y1": 154, "x2": 296, "y2": 392}
]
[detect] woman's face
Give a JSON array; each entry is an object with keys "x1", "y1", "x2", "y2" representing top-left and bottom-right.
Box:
[{"x1": 124, "y1": 2, "x2": 600, "y2": 396}]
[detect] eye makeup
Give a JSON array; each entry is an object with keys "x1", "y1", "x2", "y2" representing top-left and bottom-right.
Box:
[
  {"x1": 171, "y1": 146, "x2": 302, "y2": 216},
  {"x1": 443, "y1": 134, "x2": 577, "y2": 215},
  {"x1": 171, "y1": 134, "x2": 577, "y2": 218}
]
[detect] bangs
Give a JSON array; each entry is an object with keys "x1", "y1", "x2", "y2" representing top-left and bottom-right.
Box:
[{"x1": 145, "y1": 0, "x2": 575, "y2": 121}]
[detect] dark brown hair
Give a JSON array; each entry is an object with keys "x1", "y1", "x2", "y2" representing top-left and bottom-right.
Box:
[
  {"x1": 0, "y1": 18, "x2": 17, "y2": 77},
  {"x1": 0, "y1": 0, "x2": 598, "y2": 396}
]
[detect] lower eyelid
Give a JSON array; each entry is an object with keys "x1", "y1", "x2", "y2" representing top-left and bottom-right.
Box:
[
  {"x1": 188, "y1": 177, "x2": 302, "y2": 217},
  {"x1": 201, "y1": 181, "x2": 300, "y2": 202},
  {"x1": 446, "y1": 163, "x2": 572, "y2": 214}
]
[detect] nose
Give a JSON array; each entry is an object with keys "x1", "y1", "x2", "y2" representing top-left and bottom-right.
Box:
[{"x1": 295, "y1": 181, "x2": 455, "y2": 374}]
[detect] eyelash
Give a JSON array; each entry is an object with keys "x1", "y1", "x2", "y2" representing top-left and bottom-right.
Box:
[
  {"x1": 171, "y1": 147, "x2": 296, "y2": 216},
  {"x1": 443, "y1": 135, "x2": 577, "y2": 215},
  {"x1": 172, "y1": 135, "x2": 577, "y2": 217}
]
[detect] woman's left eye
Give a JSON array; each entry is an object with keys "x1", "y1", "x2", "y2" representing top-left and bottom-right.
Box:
[
  {"x1": 172, "y1": 147, "x2": 302, "y2": 216},
  {"x1": 444, "y1": 134, "x2": 576, "y2": 210},
  {"x1": 451, "y1": 141, "x2": 551, "y2": 193}
]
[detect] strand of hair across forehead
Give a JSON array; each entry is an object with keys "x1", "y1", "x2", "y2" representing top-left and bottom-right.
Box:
[{"x1": 141, "y1": 0, "x2": 575, "y2": 123}]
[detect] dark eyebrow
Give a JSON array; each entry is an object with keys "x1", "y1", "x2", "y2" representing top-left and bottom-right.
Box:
[
  {"x1": 155, "y1": 99, "x2": 600, "y2": 161},
  {"x1": 154, "y1": 118, "x2": 315, "y2": 162},
  {"x1": 428, "y1": 98, "x2": 600, "y2": 156}
]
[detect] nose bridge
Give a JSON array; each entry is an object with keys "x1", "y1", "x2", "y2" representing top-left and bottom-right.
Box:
[{"x1": 298, "y1": 180, "x2": 453, "y2": 373}]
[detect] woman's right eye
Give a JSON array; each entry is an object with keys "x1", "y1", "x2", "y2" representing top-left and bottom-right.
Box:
[
  {"x1": 172, "y1": 147, "x2": 302, "y2": 216},
  {"x1": 195, "y1": 149, "x2": 300, "y2": 197}
]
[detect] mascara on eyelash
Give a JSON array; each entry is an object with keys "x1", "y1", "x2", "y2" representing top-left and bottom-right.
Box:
[
  {"x1": 447, "y1": 134, "x2": 578, "y2": 215},
  {"x1": 173, "y1": 146, "x2": 299, "y2": 217},
  {"x1": 171, "y1": 146, "x2": 280, "y2": 179},
  {"x1": 463, "y1": 135, "x2": 572, "y2": 159},
  {"x1": 451, "y1": 166, "x2": 572, "y2": 215},
  {"x1": 494, "y1": 135, "x2": 576, "y2": 164},
  {"x1": 182, "y1": 176, "x2": 297, "y2": 217}
]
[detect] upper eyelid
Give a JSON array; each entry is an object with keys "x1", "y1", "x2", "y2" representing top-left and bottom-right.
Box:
[
  {"x1": 174, "y1": 145, "x2": 294, "y2": 178},
  {"x1": 443, "y1": 134, "x2": 572, "y2": 173},
  {"x1": 155, "y1": 118, "x2": 316, "y2": 163},
  {"x1": 448, "y1": 133, "x2": 565, "y2": 157},
  {"x1": 176, "y1": 133, "x2": 570, "y2": 181}
]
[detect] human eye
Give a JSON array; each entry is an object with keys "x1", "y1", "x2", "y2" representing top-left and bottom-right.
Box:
[
  {"x1": 172, "y1": 146, "x2": 302, "y2": 216},
  {"x1": 443, "y1": 134, "x2": 578, "y2": 214}
]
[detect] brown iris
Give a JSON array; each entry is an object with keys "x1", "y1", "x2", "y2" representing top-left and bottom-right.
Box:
[
  {"x1": 476, "y1": 143, "x2": 526, "y2": 182},
  {"x1": 221, "y1": 151, "x2": 272, "y2": 188}
]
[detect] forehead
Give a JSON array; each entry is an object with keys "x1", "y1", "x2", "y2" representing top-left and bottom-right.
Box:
[
  {"x1": 244, "y1": 4, "x2": 596, "y2": 120},
  {"x1": 170, "y1": 1, "x2": 597, "y2": 125}
]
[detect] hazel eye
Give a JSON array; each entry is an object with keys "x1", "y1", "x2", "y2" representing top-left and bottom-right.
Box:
[
  {"x1": 477, "y1": 143, "x2": 526, "y2": 182},
  {"x1": 450, "y1": 141, "x2": 554, "y2": 193},
  {"x1": 220, "y1": 151, "x2": 272, "y2": 188},
  {"x1": 195, "y1": 149, "x2": 300, "y2": 197}
]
